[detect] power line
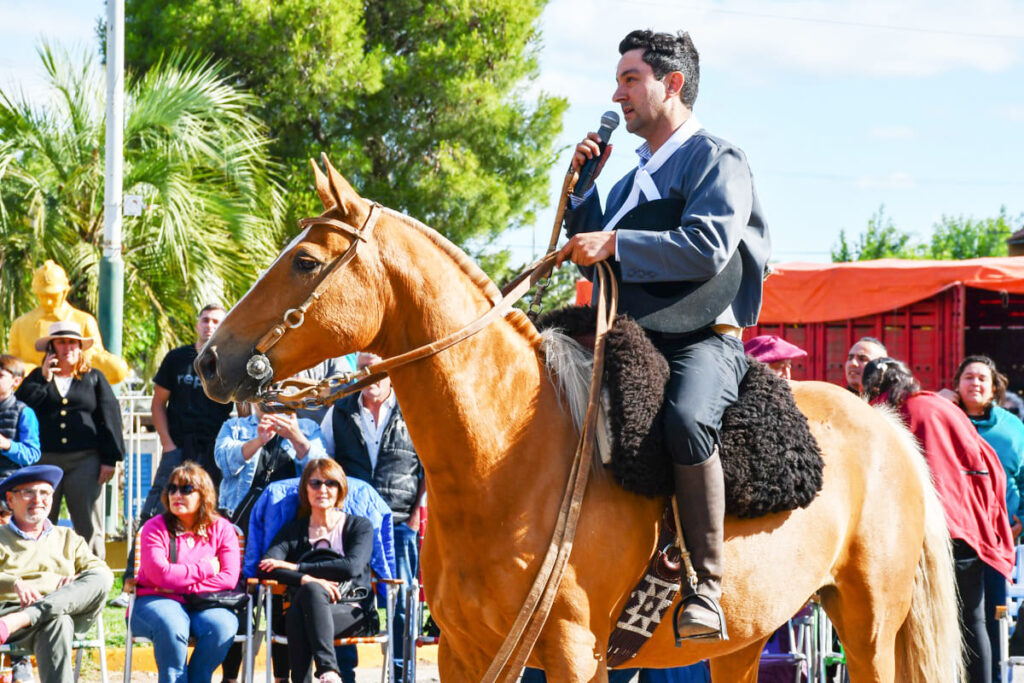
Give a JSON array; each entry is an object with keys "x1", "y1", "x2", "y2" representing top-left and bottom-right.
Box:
[{"x1": 596, "y1": 0, "x2": 1024, "y2": 41}]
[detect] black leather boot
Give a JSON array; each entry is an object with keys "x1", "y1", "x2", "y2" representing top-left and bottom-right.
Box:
[{"x1": 672, "y1": 449, "x2": 728, "y2": 643}]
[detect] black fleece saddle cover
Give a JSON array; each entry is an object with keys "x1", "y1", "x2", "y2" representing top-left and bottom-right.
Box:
[{"x1": 536, "y1": 305, "x2": 823, "y2": 518}]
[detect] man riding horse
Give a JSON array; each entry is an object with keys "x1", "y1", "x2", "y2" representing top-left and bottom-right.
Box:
[{"x1": 557, "y1": 29, "x2": 771, "y2": 642}]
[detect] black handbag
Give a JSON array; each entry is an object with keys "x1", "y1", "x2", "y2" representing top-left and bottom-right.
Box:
[
  {"x1": 168, "y1": 526, "x2": 248, "y2": 616},
  {"x1": 294, "y1": 547, "x2": 371, "y2": 603}
]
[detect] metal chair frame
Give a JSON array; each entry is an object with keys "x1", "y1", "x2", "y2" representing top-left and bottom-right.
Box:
[
  {"x1": 122, "y1": 524, "x2": 254, "y2": 683},
  {"x1": 997, "y1": 544, "x2": 1024, "y2": 683},
  {"x1": 401, "y1": 577, "x2": 439, "y2": 683},
  {"x1": 0, "y1": 617, "x2": 108, "y2": 683},
  {"x1": 255, "y1": 575, "x2": 402, "y2": 683}
]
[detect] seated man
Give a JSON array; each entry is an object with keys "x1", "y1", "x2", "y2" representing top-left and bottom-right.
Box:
[{"x1": 0, "y1": 465, "x2": 114, "y2": 683}]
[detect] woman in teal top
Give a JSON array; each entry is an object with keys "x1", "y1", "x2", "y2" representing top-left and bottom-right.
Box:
[{"x1": 952, "y1": 354, "x2": 1024, "y2": 677}]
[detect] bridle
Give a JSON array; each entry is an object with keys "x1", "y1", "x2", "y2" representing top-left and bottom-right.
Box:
[
  {"x1": 243, "y1": 200, "x2": 560, "y2": 413},
  {"x1": 243, "y1": 202, "x2": 383, "y2": 392}
]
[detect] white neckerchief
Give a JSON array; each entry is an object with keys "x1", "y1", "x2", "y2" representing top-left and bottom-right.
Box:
[{"x1": 605, "y1": 115, "x2": 702, "y2": 231}]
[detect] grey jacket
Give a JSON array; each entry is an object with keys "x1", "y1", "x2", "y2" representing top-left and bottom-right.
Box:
[{"x1": 565, "y1": 129, "x2": 771, "y2": 328}]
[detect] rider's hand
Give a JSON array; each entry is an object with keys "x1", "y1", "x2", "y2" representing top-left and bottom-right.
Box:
[
  {"x1": 556, "y1": 232, "x2": 617, "y2": 268},
  {"x1": 571, "y1": 132, "x2": 612, "y2": 178}
]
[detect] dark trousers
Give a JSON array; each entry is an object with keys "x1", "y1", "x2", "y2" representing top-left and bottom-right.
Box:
[
  {"x1": 285, "y1": 583, "x2": 371, "y2": 683},
  {"x1": 954, "y1": 539, "x2": 990, "y2": 683},
  {"x1": 651, "y1": 331, "x2": 747, "y2": 466},
  {"x1": 984, "y1": 563, "x2": 1007, "y2": 683}
]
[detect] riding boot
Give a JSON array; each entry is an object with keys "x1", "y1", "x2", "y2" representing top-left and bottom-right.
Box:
[{"x1": 672, "y1": 448, "x2": 728, "y2": 643}]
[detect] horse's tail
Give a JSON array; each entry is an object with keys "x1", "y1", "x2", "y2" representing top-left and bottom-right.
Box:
[{"x1": 894, "y1": 427, "x2": 965, "y2": 683}]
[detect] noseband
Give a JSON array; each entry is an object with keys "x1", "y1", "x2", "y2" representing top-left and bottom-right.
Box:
[{"x1": 245, "y1": 202, "x2": 383, "y2": 389}]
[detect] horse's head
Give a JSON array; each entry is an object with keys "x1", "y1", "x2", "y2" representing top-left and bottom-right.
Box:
[{"x1": 196, "y1": 155, "x2": 389, "y2": 403}]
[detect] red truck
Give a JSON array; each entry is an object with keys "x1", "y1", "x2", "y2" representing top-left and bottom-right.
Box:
[{"x1": 577, "y1": 257, "x2": 1024, "y2": 393}]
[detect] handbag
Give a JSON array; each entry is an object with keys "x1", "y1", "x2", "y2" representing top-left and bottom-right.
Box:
[
  {"x1": 168, "y1": 526, "x2": 248, "y2": 616},
  {"x1": 294, "y1": 547, "x2": 370, "y2": 603}
]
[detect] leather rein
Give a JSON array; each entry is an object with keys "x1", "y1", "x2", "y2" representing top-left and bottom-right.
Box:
[{"x1": 247, "y1": 183, "x2": 614, "y2": 681}]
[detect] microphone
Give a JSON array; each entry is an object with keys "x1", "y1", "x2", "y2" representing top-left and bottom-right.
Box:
[{"x1": 572, "y1": 110, "x2": 620, "y2": 198}]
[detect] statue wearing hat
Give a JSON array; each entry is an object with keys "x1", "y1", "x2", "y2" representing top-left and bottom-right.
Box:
[{"x1": 8, "y1": 260, "x2": 129, "y2": 384}]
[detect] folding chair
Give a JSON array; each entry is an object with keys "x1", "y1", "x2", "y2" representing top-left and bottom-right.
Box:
[
  {"x1": 256, "y1": 575, "x2": 403, "y2": 683},
  {"x1": 0, "y1": 619, "x2": 107, "y2": 683},
  {"x1": 401, "y1": 577, "x2": 439, "y2": 683},
  {"x1": 997, "y1": 544, "x2": 1024, "y2": 683},
  {"x1": 122, "y1": 524, "x2": 254, "y2": 683},
  {"x1": 758, "y1": 603, "x2": 814, "y2": 683}
]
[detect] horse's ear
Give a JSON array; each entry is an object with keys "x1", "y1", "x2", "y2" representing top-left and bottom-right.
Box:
[
  {"x1": 320, "y1": 153, "x2": 366, "y2": 220},
  {"x1": 310, "y1": 158, "x2": 335, "y2": 210}
]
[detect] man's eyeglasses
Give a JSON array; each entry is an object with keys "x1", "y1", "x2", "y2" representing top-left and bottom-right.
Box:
[
  {"x1": 166, "y1": 484, "x2": 197, "y2": 496},
  {"x1": 10, "y1": 488, "x2": 53, "y2": 500},
  {"x1": 308, "y1": 478, "x2": 341, "y2": 490}
]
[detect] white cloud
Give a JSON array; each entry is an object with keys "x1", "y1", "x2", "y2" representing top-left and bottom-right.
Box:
[
  {"x1": 867, "y1": 125, "x2": 915, "y2": 140},
  {"x1": 855, "y1": 172, "x2": 916, "y2": 189},
  {"x1": 540, "y1": 0, "x2": 1023, "y2": 79}
]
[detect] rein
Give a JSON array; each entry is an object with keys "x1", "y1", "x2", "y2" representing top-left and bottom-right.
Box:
[
  {"x1": 250, "y1": 193, "x2": 615, "y2": 680},
  {"x1": 253, "y1": 225, "x2": 563, "y2": 414}
]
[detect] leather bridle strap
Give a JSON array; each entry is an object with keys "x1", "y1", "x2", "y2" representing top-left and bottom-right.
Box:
[
  {"x1": 482, "y1": 260, "x2": 618, "y2": 683},
  {"x1": 253, "y1": 205, "x2": 382, "y2": 356},
  {"x1": 258, "y1": 249, "x2": 562, "y2": 412}
]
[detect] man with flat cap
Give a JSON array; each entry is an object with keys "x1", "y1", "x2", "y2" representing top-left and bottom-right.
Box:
[{"x1": 0, "y1": 465, "x2": 113, "y2": 683}]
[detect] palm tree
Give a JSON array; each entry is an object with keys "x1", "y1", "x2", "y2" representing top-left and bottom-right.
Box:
[{"x1": 0, "y1": 44, "x2": 285, "y2": 374}]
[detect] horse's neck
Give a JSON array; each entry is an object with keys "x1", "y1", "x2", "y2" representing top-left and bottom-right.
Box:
[{"x1": 374, "y1": 227, "x2": 577, "y2": 523}]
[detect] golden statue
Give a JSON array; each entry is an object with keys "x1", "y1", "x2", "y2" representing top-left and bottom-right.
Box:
[{"x1": 8, "y1": 260, "x2": 130, "y2": 384}]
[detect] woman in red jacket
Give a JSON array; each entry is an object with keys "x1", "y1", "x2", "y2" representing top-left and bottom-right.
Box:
[{"x1": 862, "y1": 357, "x2": 1014, "y2": 683}]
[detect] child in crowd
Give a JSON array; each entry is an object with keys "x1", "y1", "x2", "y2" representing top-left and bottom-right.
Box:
[{"x1": 0, "y1": 355, "x2": 40, "y2": 480}]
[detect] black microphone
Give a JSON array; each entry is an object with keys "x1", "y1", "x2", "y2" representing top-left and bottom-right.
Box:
[{"x1": 572, "y1": 110, "x2": 620, "y2": 198}]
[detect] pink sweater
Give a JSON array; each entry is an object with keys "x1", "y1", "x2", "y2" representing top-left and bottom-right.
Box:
[{"x1": 136, "y1": 515, "x2": 240, "y2": 602}]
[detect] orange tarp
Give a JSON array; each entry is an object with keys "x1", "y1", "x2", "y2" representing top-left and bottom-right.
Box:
[
  {"x1": 573, "y1": 257, "x2": 1024, "y2": 324},
  {"x1": 761, "y1": 257, "x2": 1024, "y2": 323}
]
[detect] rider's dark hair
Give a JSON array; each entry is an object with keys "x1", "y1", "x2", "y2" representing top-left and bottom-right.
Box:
[
  {"x1": 861, "y1": 357, "x2": 920, "y2": 407},
  {"x1": 619, "y1": 30, "x2": 699, "y2": 107}
]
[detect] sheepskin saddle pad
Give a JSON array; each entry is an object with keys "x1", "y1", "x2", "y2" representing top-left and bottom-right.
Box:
[{"x1": 535, "y1": 305, "x2": 824, "y2": 518}]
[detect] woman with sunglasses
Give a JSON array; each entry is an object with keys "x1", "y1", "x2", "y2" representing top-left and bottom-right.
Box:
[
  {"x1": 132, "y1": 463, "x2": 241, "y2": 683},
  {"x1": 258, "y1": 459, "x2": 374, "y2": 683}
]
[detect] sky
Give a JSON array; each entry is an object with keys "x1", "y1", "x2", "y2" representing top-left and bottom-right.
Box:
[{"x1": 2, "y1": 0, "x2": 1023, "y2": 265}]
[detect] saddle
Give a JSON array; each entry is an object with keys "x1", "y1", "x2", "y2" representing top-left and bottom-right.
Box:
[
  {"x1": 536, "y1": 305, "x2": 824, "y2": 517},
  {"x1": 536, "y1": 305, "x2": 826, "y2": 666}
]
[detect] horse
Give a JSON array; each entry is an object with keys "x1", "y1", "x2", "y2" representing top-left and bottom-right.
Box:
[{"x1": 196, "y1": 156, "x2": 961, "y2": 682}]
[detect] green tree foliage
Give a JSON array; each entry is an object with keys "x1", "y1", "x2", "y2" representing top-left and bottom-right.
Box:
[
  {"x1": 0, "y1": 45, "x2": 285, "y2": 373},
  {"x1": 922, "y1": 208, "x2": 1013, "y2": 260},
  {"x1": 124, "y1": 0, "x2": 568, "y2": 259},
  {"x1": 830, "y1": 206, "x2": 915, "y2": 261},
  {"x1": 831, "y1": 205, "x2": 1019, "y2": 262}
]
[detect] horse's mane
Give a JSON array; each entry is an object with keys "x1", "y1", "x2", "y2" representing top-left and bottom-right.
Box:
[{"x1": 380, "y1": 206, "x2": 542, "y2": 345}]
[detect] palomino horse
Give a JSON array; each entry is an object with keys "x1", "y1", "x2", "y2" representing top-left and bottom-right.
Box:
[{"x1": 197, "y1": 157, "x2": 961, "y2": 682}]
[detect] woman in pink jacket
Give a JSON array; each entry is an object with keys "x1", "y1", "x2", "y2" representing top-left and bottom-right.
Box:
[{"x1": 132, "y1": 462, "x2": 240, "y2": 683}]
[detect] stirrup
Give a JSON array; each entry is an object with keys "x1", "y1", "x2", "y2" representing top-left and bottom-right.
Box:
[{"x1": 672, "y1": 593, "x2": 729, "y2": 646}]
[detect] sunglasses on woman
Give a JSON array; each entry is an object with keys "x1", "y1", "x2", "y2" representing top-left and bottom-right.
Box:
[
  {"x1": 308, "y1": 478, "x2": 341, "y2": 490},
  {"x1": 166, "y1": 483, "x2": 197, "y2": 496}
]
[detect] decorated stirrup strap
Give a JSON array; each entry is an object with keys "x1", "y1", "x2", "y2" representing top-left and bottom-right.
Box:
[{"x1": 672, "y1": 592, "x2": 729, "y2": 645}]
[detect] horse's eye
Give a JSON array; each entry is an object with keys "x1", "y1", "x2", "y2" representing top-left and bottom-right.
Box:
[{"x1": 293, "y1": 255, "x2": 321, "y2": 273}]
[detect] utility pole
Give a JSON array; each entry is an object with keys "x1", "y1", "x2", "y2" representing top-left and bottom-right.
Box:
[{"x1": 99, "y1": 0, "x2": 124, "y2": 361}]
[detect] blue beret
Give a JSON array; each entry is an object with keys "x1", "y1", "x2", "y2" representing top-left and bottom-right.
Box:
[{"x1": 0, "y1": 465, "x2": 63, "y2": 500}]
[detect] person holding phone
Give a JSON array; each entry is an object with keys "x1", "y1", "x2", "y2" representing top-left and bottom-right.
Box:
[{"x1": 15, "y1": 321, "x2": 124, "y2": 558}]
